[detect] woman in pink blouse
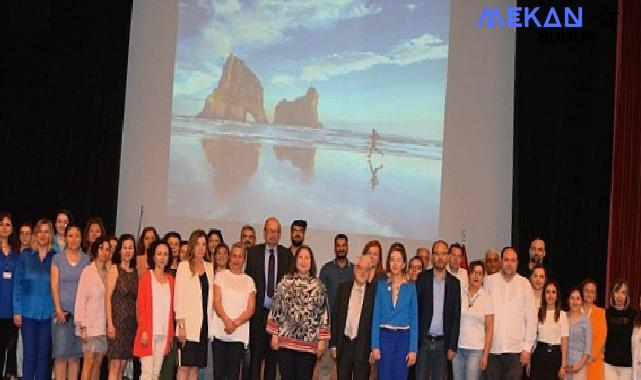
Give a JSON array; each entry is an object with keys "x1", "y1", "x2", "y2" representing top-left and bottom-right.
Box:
[{"x1": 75, "y1": 236, "x2": 111, "y2": 380}]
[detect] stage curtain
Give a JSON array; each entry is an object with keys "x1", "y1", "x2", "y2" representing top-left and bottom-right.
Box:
[{"x1": 606, "y1": 0, "x2": 641, "y2": 304}]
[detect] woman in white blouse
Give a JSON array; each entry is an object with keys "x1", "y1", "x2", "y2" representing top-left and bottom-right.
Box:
[
  {"x1": 530, "y1": 281, "x2": 569, "y2": 380},
  {"x1": 211, "y1": 242, "x2": 255, "y2": 380},
  {"x1": 452, "y1": 260, "x2": 494, "y2": 380},
  {"x1": 174, "y1": 230, "x2": 214, "y2": 380}
]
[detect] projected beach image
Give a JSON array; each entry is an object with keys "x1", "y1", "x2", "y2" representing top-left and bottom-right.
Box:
[{"x1": 168, "y1": 0, "x2": 450, "y2": 239}]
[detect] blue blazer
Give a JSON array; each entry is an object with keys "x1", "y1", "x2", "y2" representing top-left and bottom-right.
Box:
[{"x1": 415, "y1": 269, "x2": 461, "y2": 352}]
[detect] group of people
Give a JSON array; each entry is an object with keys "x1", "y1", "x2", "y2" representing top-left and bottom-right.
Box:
[{"x1": 0, "y1": 211, "x2": 640, "y2": 380}]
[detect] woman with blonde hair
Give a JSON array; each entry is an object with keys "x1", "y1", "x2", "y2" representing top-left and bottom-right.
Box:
[
  {"x1": 581, "y1": 278, "x2": 607, "y2": 380},
  {"x1": 174, "y1": 230, "x2": 214, "y2": 380},
  {"x1": 13, "y1": 219, "x2": 56, "y2": 380}
]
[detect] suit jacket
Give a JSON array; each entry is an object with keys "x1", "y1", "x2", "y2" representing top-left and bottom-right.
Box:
[
  {"x1": 415, "y1": 269, "x2": 461, "y2": 352},
  {"x1": 330, "y1": 281, "x2": 375, "y2": 362},
  {"x1": 245, "y1": 243, "x2": 292, "y2": 328}
]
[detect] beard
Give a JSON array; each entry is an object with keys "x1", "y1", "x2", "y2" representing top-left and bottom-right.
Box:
[
  {"x1": 291, "y1": 236, "x2": 304, "y2": 247},
  {"x1": 335, "y1": 250, "x2": 348, "y2": 258}
]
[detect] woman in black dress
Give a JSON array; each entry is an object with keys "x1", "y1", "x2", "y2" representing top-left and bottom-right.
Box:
[{"x1": 105, "y1": 234, "x2": 138, "y2": 380}]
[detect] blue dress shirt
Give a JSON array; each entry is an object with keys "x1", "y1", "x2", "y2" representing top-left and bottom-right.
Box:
[
  {"x1": 13, "y1": 249, "x2": 55, "y2": 320},
  {"x1": 0, "y1": 250, "x2": 19, "y2": 318}
]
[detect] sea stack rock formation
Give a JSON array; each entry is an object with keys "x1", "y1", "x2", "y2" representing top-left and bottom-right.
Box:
[
  {"x1": 197, "y1": 54, "x2": 268, "y2": 123},
  {"x1": 273, "y1": 87, "x2": 321, "y2": 128}
]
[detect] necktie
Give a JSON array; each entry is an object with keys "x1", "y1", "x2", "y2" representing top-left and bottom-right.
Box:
[{"x1": 267, "y1": 248, "x2": 275, "y2": 298}]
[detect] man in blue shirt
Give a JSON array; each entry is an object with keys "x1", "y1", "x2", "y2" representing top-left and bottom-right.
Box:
[
  {"x1": 415, "y1": 240, "x2": 461, "y2": 380},
  {"x1": 319, "y1": 234, "x2": 354, "y2": 380}
]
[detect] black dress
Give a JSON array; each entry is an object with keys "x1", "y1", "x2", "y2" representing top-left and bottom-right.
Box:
[
  {"x1": 179, "y1": 273, "x2": 209, "y2": 368},
  {"x1": 107, "y1": 267, "x2": 138, "y2": 359}
]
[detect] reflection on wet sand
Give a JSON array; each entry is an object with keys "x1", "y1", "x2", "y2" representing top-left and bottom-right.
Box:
[
  {"x1": 201, "y1": 138, "x2": 260, "y2": 200},
  {"x1": 272, "y1": 145, "x2": 316, "y2": 182}
]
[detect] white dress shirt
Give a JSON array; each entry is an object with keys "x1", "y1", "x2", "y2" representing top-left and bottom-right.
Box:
[
  {"x1": 458, "y1": 287, "x2": 494, "y2": 350},
  {"x1": 344, "y1": 283, "x2": 366, "y2": 339},
  {"x1": 485, "y1": 272, "x2": 537, "y2": 353},
  {"x1": 447, "y1": 265, "x2": 468, "y2": 290}
]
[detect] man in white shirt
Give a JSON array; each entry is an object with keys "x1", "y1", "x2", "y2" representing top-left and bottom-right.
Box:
[
  {"x1": 446, "y1": 243, "x2": 468, "y2": 290},
  {"x1": 484, "y1": 246, "x2": 537, "y2": 380}
]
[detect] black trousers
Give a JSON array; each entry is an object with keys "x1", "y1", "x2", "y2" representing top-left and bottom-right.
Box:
[
  {"x1": 0, "y1": 318, "x2": 18, "y2": 376},
  {"x1": 277, "y1": 348, "x2": 316, "y2": 380},
  {"x1": 212, "y1": 339, "x2": 244, "y2": 380},
  {"x1": 250, "y1": 309, "x2": 278, "y2": 380},
  {"x1": 336, "y1": 338, "x2": 370, "y2": 380},
  {"x1": 530, "y1": 344, "x2": 561, "y2": 380}
]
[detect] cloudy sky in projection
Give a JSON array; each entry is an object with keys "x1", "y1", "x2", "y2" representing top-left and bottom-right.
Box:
[{"x1": 172, "y1": 0, "x2": 450, "y2": 140}]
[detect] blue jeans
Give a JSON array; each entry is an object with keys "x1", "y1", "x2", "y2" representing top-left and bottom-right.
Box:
[
  {"x1": 416, "y1": 337, "x2": 447, "y2": 380},
  {"x1": 21, "y1": 317, "x2": 51, "y2": 380},
  {"x1": 378, "y1": 328, "x2": 410, "y2": 380},
  {"x1": 452, "y1": 348, "x2": 483, "y2": 380}
]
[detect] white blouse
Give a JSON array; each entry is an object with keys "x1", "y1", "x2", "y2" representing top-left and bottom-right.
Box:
[
  {"x1": 537, "y1": 309, "x2": 569, "y2": 345},
  {"x1": 458, "y1": 287, "x2": 493, "y2": 350}
]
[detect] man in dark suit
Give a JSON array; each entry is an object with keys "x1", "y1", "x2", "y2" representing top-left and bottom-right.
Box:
[
  {"x1": 415, "y1": 240, "x2": 461, "y2": 380},
  {"x1": 245, "y1": 217, "x2": 292, "y2": 380},
  {"x1": 329, "y1": 255, "x2": 375, "y2": 380}
]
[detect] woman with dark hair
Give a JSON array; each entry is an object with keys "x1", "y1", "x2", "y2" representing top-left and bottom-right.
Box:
[
  {"x1": 134, "y1": 240, "x2": 175, "y2": 380},
  {"x1": 174, "y1": 230, "x2": 214, "y2": 380},
  {"x1": 13, "y1": 219, "x2": 56, "y2": 380},
  {"x1": 632, "y1": 294, "x2": 641, "y2": 380},
  {"x1": 530, "y1": 281, "x2": 568, "y2": 380},
  {"x1": 206, "y1": 229, "x2": 224, "y2": 257},
  {"x1": 137, "y1": 227, "x2": 158, "y2": 278},
  {"x1": 0, "y1": 212, "x2": 19, "y2": 380},
  {"x1": 51, "y1": 223, "x2": 90, "y2": 380},
  {"x1": 53, "y1": 209, "x2": 72, "y2": 254},
  {"x1": 604, "y1": 278, "x2": 635, "y2": 379},
  {"x1": 212, "y1": 243, "x2": 255, "y2": 380},
  {"x1": 530, "y1": 264, "x2": 547, "y2": 309},
  {"x1": 163, "y1": 232, "x2": 182, "y2": 278},
  {"x1": 566, "y1": 288, "x2": 591, "y2": 380},
  {"x1": 18, "y1": 222, "x2": 32, "y2": 252},
  {"x1": 371, "y1": 243, "x2": 418, "y2": 380},
  {"x1": 581, "y1": 278, "x2": 607, "y2": 380},
  {"x1": 453, "y1": 260, "x2": 494, "y2": 380},
  {"x1": 75, "y1": 237, "x2": 111, "y2": 380},
  {"x1": 267, "y1": 245, "x2": 329, "y2": 380},
  {"x1": 362, "y1": 240, "x2": 385, "y2": 283},
  {"x1": 212, "y1": 243, "x2": 229, "y2": 273},
  {"x1": 82, "y1": 218, "x2": 105, "y2": 253},
  {"x1": 106, "y1": 234, "x2": 138, "y2": 380}
]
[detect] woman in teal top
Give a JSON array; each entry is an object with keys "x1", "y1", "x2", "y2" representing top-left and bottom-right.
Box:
[{"x1": 371, "y1": 242, "x2": 418, "y2": 380}]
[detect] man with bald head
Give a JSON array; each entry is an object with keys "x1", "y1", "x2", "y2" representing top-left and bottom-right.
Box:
[
  {"x1": 517, "y1": 237, "x2": 547, "y2": 278},
  {"x1": 330, "y1": 256, "x2": 376, "y2": 380},
  {"x1": 245, "y1": 217, "x2": 292, "y2": 380},
  {"x1": 484, "y1": 248, "x2": 500, "y2": 275},
  {"x1": 485, "y1": 247, "x2": 537, "y2": 379}
]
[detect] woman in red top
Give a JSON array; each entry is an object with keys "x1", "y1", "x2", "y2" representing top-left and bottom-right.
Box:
[{"x1": 133, "y1": 240, "x2": 175, "y2": 380}]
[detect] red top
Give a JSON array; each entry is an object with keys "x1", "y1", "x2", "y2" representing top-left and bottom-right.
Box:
[{"x1": 133, "y1": 270, "x2": 175, "y2": 357}]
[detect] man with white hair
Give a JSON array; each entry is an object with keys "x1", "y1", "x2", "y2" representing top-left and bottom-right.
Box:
[{"x1": 329, "y1": 256, "x2": 376, "y2": 380}]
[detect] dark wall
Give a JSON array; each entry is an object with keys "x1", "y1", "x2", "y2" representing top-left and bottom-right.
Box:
[
  {"x1": 0, "y1": 1, "x2": 133, "y2": 232},
  {"x1": 513, "y1": 0, "x2": 618, "y2": 303}
]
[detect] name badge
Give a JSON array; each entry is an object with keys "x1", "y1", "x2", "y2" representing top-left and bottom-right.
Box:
[{"x1": 2, "y1": 271, "x2": 11, "y2": 280}]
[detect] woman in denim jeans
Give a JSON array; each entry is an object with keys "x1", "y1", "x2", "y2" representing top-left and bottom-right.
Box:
[{"x1": 452, "y1": 260, "x2": 494, "y2": 380}]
